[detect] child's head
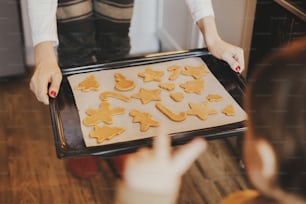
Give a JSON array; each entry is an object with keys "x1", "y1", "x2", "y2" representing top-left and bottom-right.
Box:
[{"x1": 243, "y1": 37, "x2": 306, "y2": 202}]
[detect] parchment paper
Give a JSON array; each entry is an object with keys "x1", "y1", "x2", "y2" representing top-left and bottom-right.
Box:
[{"x1": 67, "y1": 57, "x2": 246, "y2": 147}]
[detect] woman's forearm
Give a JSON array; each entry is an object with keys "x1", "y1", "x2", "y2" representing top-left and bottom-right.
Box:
[
  {"x1": 196, "y1": 15, "x2": 221, "y2": 48},
  {"x1": 34, "y1": 41, "x2": 57, "y2": 66}
]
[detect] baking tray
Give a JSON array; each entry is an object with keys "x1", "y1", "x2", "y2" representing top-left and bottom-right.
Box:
[{"x1": 49, "y1": 48, "x2": 247, "y2": 159}]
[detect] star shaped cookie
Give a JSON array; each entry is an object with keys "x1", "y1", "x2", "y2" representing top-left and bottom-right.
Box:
[
  {"x1": 76, "y1": 75, "x2": 100, "y2": 91},
  {"x1": 187, "y1": 101, "x2": 217, "y2": 120},
  {"x1": 132, "y1": 88, "x2": 161, "y2": 104},
  {"x1": 138, "y1": 68, "x2": 164, "y2": 82},
  {"x1": 90, "y1": 125, "x2": 125, "y2": 143},
  {"x1": 180, "y1": 79, "x2": 205, "y2": 95},
  {"x1": 182, "y1": 65, "x2": 209, "y2": 79},
  {"x1": 129, "y1": 110, "x2": 159, "y2": 132},
  {"x1": 83, "y1": 101, "x2": 125, "y2": 126}
]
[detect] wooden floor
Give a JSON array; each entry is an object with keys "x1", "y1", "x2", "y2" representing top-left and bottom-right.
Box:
[{"x1": 0, "y1": 70, "x2": 251, "y2": 204}]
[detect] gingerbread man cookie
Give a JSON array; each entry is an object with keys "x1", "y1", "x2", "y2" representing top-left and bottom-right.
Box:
[
  {"x1": 129, "y1": 110, "x2": 159, "y2": 132},
  {"x1": 83, "y1": 101, "x2": 125, "y2": 126}
]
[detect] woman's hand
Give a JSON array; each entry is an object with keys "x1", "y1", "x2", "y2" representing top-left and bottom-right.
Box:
[
  {"x1": 123, "y1": 130, "x2": 207, "y2": 194},
  {"x1": 29, "y1": 41, "x2": 62, "y2": 105},
  {"x1": 208, "y1": 38, "x2": 244, "y2": 73},
  {"x1": 197, "y1": 16, "x2": 245, "y2": 73}
]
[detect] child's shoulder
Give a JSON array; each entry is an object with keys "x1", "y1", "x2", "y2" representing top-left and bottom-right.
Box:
[
  {"x1": 221, "y1": 190, "x2": 259, "y2": 204},
  {"x1": 221, "y1": 189, "x2": 278, "y2": 204},
  {"x1": 221, "y1": 189, "x2": 262, "y2": 204}
]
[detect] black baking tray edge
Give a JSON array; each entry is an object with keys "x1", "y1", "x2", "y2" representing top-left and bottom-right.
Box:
[{"x1": 49, "y1": 48, "x2": 247, "y2": 159}]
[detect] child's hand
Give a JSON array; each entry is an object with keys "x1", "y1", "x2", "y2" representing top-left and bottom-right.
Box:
[{"x1": 123, "y1": 130, "x2": 207, "y2": 194}]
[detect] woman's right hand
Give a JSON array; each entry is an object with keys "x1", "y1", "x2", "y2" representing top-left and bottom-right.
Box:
[{"x1": 29, "y1": 41, "x2": 62, "y2": 105}]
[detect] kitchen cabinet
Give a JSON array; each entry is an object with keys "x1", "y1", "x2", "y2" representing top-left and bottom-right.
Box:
[
  {"x1": 0, "y1": 0, "x2": 25, "y2": 77},
  {"x1": 247, "y1": 0, "x2": 306, "y2": 78}
]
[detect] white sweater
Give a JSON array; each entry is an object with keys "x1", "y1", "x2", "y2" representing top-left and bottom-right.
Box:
[{"x1": 27, "y1": 0, "x2": 214, "y2": 47}]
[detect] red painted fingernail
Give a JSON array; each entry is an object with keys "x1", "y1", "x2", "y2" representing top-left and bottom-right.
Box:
[
  {"x1": 50, "y1": 91, "x2": 57, "y2": 97},
  {"x1": 235, "y1": 66, "x2": 241, "y2": 72}
]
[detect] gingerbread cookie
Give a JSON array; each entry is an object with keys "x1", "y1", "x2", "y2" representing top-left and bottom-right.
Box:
[
  {"x1": 76, "y1": 75, "x2": 100, "y2": 91},
  {"x1": 129, "y1": 110, "x2": 159, "y2": 132},
  {"x1": 83, "y1": 101, "x2": 125, "y2": 126},
  {"x1": 159, "y1": 83, "x2": 175, "y2": 91},
  {"x1": 155, "y1": 102, "x2": 187, "y2": 122},
  {"x1": 138, "y1": 68, "x2": 164, "y2": 82},
  {"x1": 180, "y1": 79, "x2": 205, "y2": 95},
  {"x1": 170, "y1": 92, "x2": 184, "y2": 102},
  {"x1": 182, "y1": 65, "x2": 209, "y2": 79},
  {"x1": 222, "y1": 104, "x2": 236, "y2": 116},
  {"x1": 187, "y1": 101, "x2": 217, "y2": 120},
  {"x1": 90, "y1": 125, "x2": 125, "y2": 143},
  {"x1": 132, "y1": 88, "x2": 161, "y2": 104},
  {"x1": 114, "y1": 73, "x2": 135, "y2": 91},
  {"x1": 207, "y1": 94, "x2": 224, "y2": 102},
  {"x1": 100, "y1": 91, "x2": 131, "y2": 102},
  {"x1": 167, "y1": 65, "x2": 182, "y2": 81}
]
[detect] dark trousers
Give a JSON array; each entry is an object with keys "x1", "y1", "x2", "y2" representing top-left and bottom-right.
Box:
[{"x1": 57, "y1": 0, "x2": 134, "y2": 67}]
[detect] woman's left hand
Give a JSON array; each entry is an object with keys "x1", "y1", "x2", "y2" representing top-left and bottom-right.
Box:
[
  {"x1": 197, "y1": 16, "x2": 245, "y2": 74},
  {"x1": 208, "y1": 38, "x2": 244, "y2": 73}
]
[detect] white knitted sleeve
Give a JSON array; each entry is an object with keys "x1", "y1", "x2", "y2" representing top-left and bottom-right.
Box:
[
  {"x1": 27, "y1": 0, "x2": 58, "y2": 46},
  {"x1": 184, "y1": 0, "x2": 215, "y2": 22}
]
